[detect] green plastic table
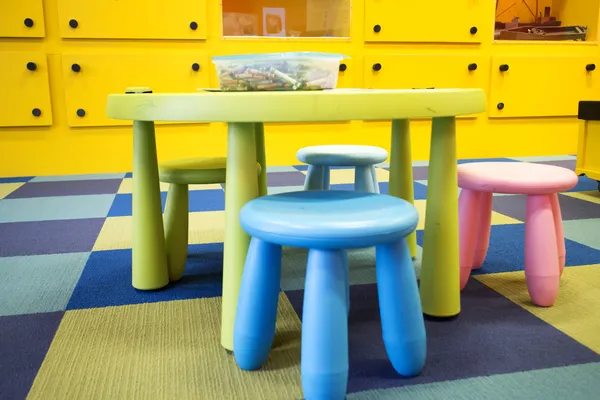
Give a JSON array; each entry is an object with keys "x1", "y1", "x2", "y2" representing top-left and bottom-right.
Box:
[{"x1": 106, "y1": 88, "x2": 486, "y2": 351}]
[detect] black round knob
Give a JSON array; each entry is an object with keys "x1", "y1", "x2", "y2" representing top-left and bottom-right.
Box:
[
  {"x1": 191, "y1": 63, "x2": 200, "y2": 71},
  {"x1": 71, "y1": 63, "x2": 81, "y2": 72},
  {"x1": 372, "y1": 63, "x2": 382, "y2": 72},
  {"x1": 32, "y1": 108, "x2": 41, "y2": 117},
  {"x1": 339, "y1": 63, "x2": 347, "y2": 72},
  {"x1": 468, "y1": 63, "x2": 478, "y2": 71},
  {"x1": 24, "y1": 18, "x2": 34, "y2": 28},
  {"x1": 69, "y1": 19, "x2": 78, "y2": 28},
  {"x1": 586, "y1": 64, "x2": 596, "y2": 71},
  {"x1": 26, "y1": 62, "x2": 37, "y2": 71},
  {"x1": 470, "y1": 26, "x2": 478, "y2": 34},
  {"x1": 499, "y1": 64, "x2": 509, "y2": 72},
  {"x1": 76, "y1": 108, "x2": 86, "y2": 117},
  {"x1": 190, "y1": 21, "x2": 198, "y2": 30},
  {"x1": 373, "y1": 24, "x2": 381, "y2": 33},
  {"x1": 497, "y1": 102, "x2": 505, "y2": 110}
]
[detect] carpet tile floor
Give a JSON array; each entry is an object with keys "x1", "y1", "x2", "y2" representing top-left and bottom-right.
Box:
[{"x1": 1, "y1": 155, "x2": 599, "y2": 399}]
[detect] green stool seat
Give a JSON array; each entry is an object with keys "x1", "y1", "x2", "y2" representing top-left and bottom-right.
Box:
[{"x1": 159, "y1": 157, "x2": 261, "y2": 282}]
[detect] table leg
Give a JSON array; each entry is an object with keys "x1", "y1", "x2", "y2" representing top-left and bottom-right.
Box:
[
  {"x1": 389, "y1": 119, "x2": 417, "y2": 259},
  {"x1": 255, "y1": 123, "x2": 268, "y2": 197},
  {"x1": 221, "y1": 122, "x2": 260, "y2": 351},
  {"x1": 131, "y1": 121, "x2": 169, "y2": 290},
  {"x1": 420, "y1": 117, "x2": 460, "y2": 318}
]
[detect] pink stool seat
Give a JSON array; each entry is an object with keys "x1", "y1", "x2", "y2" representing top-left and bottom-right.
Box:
[
  {"x1": 458, "y1": 162, "x2": 579, "y2": 195},
  {"x1": 457, "y1": 162, "x2": 578, "y2": 307}
]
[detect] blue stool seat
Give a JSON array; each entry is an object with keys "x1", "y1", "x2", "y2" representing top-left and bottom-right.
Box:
[
  {"x1": 297, "y1": 145, "x2": 388, "y2": 166},
  {"x1": 240, "y1": 191, "x2": 418, "y2": 249},
  {"x1": 234, "y1": 190, "x2": 426, "y2": 400},
  {"x1": 297, "y1": 145, "x2": 388, "y2": 194}
]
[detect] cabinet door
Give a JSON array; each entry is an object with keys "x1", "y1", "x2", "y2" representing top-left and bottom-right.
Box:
[
  {"x1": 337, "y1": 57, "x2": 357, "y2": 89},
  {"x1": 57, "y1": 0, "x2": 207, "y2": 39},
  {"x1": 364, "y1": 55, "x2": 488, "y2": 90},
  {"x1": 489, "y1": 56, "x2": 600, "y2": 118},
  {"x1": 364, "y1": 0, "x2": 489, "y2": 43},
  {"x1": 0, "y1": 52, "x2": 53, "y2": 127},
  {"x1": 62, "y1": 54, "x2": 210, "y2": 127},
  {"x1": 0, "y1": 0, "x2": 45, "y2": 38}
]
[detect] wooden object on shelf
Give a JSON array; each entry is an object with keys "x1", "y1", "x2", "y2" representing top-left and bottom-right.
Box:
[{"x1": 499, "y1": 25, "x2": 587, "y2": 41}]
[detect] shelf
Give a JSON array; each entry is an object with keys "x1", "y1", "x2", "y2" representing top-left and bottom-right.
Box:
[
  {"x1": 221, "y1": 0, "x2": 350, "y2": 38},
  {"x1": 494, "y1": 0, "x2": 599, "y2": 43}
]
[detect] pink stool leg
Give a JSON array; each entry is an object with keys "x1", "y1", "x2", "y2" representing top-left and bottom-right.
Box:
[
  {"x1": 459, "y1": 189, "x2": 481, "y2": 290},
  {"x1": 550, "y1": 193, "x2": 566, "y2": 277},
  {"x1": 525, "y1": 195, "x2": 560, "y2": 306},
  {"x1": 472, "y1": 192, "x2": 492, "y2": 270}
]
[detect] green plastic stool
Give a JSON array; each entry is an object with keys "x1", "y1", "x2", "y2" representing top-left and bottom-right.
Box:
[{"x1": 159, "y1": 157, "x2": 261, "y2": 281}]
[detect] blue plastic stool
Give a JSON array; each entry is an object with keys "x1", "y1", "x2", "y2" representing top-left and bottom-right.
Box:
[
  {"x1": 233, "y1": 191, "x2": 426, "y2": 400},
  {"x1": 297, "y1": 145, "x2": 388, "y2": 193}
]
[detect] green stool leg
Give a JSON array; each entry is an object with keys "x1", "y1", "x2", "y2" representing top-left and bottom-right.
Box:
[
  {"x1": 131, "y1": 120, "x2": 169, "y2": 290},
  {"x1": 164, "y1": 183, "x2": 189, "y2": 282},
  {"x1": 419, "y1": 117, "x2": 461, "y2": 318},
  {"x1": 221, "y1": 122, "x2": 259, "y2": 351},
  {"x1": 389, "y1": 119, "x2": 417, "y2": 259},
  {"x1": 255, "y1": 122, "x2": 268, "y2": 197}
]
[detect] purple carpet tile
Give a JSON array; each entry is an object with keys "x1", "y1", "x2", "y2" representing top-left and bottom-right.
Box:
[
  {"x1": 267, "y1": 171, "x2": 308, "y2": 187},
  {"x1": 6, "y1": 179, "x2": 123, "y2": 199},
  {"x1": 532, "y1": 160, "x2": 577, "y2": 170},
  {"x1": 0, "y1": 218, "x2": 105, "y2": 257},
  {"x1": 0, "y1": 312, "x2": 64, "y2": 399},
  {"x1": 285, "y1": 280, "x2": 600, "y2": 394},
  {"x1": 492, "y1": 194, "x2": 600, "y2": 222},
  {"x1": 412, "y1": 166, "x2": 429, "y2": 181}
]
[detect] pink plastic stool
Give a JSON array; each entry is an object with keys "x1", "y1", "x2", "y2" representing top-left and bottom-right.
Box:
[{"x1": 457, "y1": 162, "x2": 578, "y2": 306}]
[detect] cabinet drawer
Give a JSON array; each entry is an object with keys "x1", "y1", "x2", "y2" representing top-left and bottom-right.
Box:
[
  {"x1": 489, "y1": 56, "x2": 600, "y2": 118},
  {"x1": 57, "y1": 0, "x2": 207, "y2": 39},
  {"x1": 364, "y1": 55, "x2": 488, "y2": 90},
  {"x1": 364, "y1": 0, "x2": 488, "y2": 43},
  {"x1": 0, "y1": 52, "x2": 53, "y2": 127},
  {"x1": 0, "y1": 0, "x2": 45, "y2": 38},
  {"x1": 62, "y1": 54, "x2": 210, "y2": 127},
  {"x1": 337, "y1": 57, "x2": 357, "y2": 89}
]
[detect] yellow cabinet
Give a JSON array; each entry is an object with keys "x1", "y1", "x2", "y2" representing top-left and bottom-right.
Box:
[
  {"x1": 364, "y1": 55, "x2": 488, "y2": 89},
  {"x1": 489, "y1": 56, "x2": 600, "y2": 118},
  {"x1": 62, "y1": 54, "x2": 210, "y2": 127},
  {"x1": 57, "y1": 0, "x2": 207, "y2": 39},
  {"x1": 0, "y1": 0, "x2": 46, "y2": 38},
  {"x1": 364, "y1": 0, "x2": 489, "y2": 43},
  {"x1": 0, "y1": 52, "x2": 52, "y2": 127}
]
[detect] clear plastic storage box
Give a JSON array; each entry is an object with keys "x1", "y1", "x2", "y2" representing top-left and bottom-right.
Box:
[{"x1": 212, "y1": 52, "x2": 347, "y2": 92}]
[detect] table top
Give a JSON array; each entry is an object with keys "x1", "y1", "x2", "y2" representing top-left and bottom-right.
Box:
[{"x1": 106, "y1": 88, "x2": 486, "y2": 123}]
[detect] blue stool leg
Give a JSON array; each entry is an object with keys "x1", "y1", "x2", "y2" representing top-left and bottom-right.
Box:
[
  {"x1": 302, "y1": 249, "x2": 349, "y2": 399},
  {"x1": 341, "y1": 250, "x2": 350, "y2": 316},
  {"x1": 322, "y1": 166, "x2": 331, "y2": 190},
  {"x1": 355, "y1": 166, "x2": 375, "y2": 193},
  {"x1": 234, "y1": 237, "x2": 282, "y2": 370},
  {"x1": 376, "y1": 239, "x2": 426, "y2": 377},
  {"x1": 371, "y1": 165, "x2": 381, "y2": 194},
  {"x1": 305, "y1": 165, "x2": 325, "y2": 190}
]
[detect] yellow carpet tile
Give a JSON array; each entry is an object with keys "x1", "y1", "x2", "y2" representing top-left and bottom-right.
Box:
[
  {"x1": 562, "y1": 190, "x2": 600, "y2": 205},
  {"x1": 412, "y1": 200, "x2": 522, "y2": 230},
  {"x1": 0, "y1": 182, "x2": 24, "y2": 199},
  {"x1": 93, "y1": 211, "x2": 225, "y2": 251},
  {"x1": 28, "y1": 294, "x2": 303, "y2": 400},
  {"x1": 475, "y1": 264, "x2": 600, "y2": 354}
]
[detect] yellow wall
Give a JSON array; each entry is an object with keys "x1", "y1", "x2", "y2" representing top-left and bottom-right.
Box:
[{"x1": 1, "y1": 0, "x2": 600, "y2": 177}]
